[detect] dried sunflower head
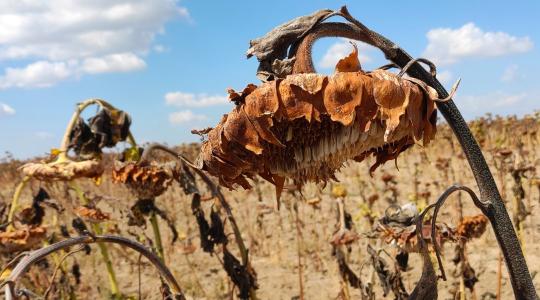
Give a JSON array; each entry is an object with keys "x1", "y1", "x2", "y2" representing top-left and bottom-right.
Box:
[
  {"x1": 456, "y1": 214, "x2": 488, "y2": 240},
  {"x1": 0, "y1": 226, "x2": 47, "y2": 253},
  {"x1": 199, "y1": 46, "x2": 438, "y2": 194},
  {"x1": 112, "y1": 161, "x2": 176, "y2": 199},
  {"x1": 19, "y1": 159, "x2": 104, "y2": 181}
]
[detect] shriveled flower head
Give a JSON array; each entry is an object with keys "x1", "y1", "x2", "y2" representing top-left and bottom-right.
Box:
[
  {"x1": 456, "y1": 214, "x2": 488, "y2": 240},
  {"x1": 0, "y1": 226, "x2": 47, "y2": 254},
  {"x1": 198, "y1": 46, "x2": 438, "y2": 193},
  {"x1": 112, "y1": 161, "x2": 176, "y2": 199},
  {"x1": 19, "y1": 159, "x2": 104, "y2": 181}
]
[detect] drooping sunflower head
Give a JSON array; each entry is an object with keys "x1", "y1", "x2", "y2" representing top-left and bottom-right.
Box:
[{"x1": 199, "y1": 46, "x2": 438, "y2": 194}]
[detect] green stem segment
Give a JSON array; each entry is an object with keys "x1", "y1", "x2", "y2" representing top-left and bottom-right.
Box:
[
  {"x1": 70, "y1": 183, "x2": 121, "y2": 298},
  {"x1": 6, "y1": 176, "x2": 31, "y2": 231},
  {"x1": 149, "y1": 211, "x2": 165, "y2": 263}
]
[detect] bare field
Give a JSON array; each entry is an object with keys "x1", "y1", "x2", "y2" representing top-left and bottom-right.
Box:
[{"x1": 1, "y1": 114, "x2": 540, "y2": 299}]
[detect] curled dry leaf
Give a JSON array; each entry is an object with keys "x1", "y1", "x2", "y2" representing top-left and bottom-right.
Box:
[
  {"x1": 199, "y1": 48, "x2": 438, "y2": 194},
  {"x1": 74, "y1": 206, "x2": 110, "y2": 223},
  {"x1": 456, "y1": 214, "x2": 488, "y2": 240},
  {"x1": 20, "y1": 159, "x2": 104, "y2": 181},
  {"x1": 112, "y1": 161, "x2": 175, "y2": 199},
  {"x1": 0, "y1": 226, "x2": 47, "y2": 253}
]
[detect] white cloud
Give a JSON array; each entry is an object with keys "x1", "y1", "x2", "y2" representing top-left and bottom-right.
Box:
[
  {"x1": 169, "y1": 110, "x2": 208, "y2": 124},
  {"x1": 423, "y1": 23, "x2": 533, "y2": 65},
  {"x1": 0, "y1": 102, "x2": 15, "y2": 116},
  {"x1": 0, "y1": 61, "x2": 73, "y2": 89},
  {"x1": 457, "y1": 91, "x2": 530, "y2": 118},
  {"x1": 501, "y1": 64, "x2": 519, "y2": 82},
  {"x1": 0, "y1": 0, "x2": 188, "y2": 89},
  {"x1": 318, "y1": 39, "x2": 374, "y2": 69},
  {"x1": 81, "y1": 53, "x2": 146, "y2": 74},
  {"x1": 165, "y1": 92, "x2": 229, "y2": 107}
]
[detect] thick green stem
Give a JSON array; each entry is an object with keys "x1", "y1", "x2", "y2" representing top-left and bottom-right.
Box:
[
  {"x1": 149, "y1": 211, "x2": 165, "y2": 263},
  {"x1": 6, "y1": 176, "x2": 31, "y2": 231},
  {"x1": 70, "y1": 183, "x2": 121, "y2": 298}
]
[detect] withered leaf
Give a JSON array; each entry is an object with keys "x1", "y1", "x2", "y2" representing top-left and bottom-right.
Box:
[
  {"x1": 335, "y1": 43, "x2": 361, "y2": 73},
  {"x1": 223, "y1": 247, "x2": 258, "y2": 299}
]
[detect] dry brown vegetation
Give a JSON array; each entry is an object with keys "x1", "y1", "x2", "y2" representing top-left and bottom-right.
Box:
[{"x1": 1, "y1": 113, "x2": 540, "y2": 299}]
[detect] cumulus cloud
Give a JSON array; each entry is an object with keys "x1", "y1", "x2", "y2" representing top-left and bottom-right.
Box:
[
  {"x1": 318, "y1": 39, "x2": 374, "y2": 69},
  {"x1": 0, "y1": 0, "x2": 188, "y2": 89},
  {"x1": 457, "y1": 91, "x2": 532, "y2": 118},
  {"x1": 165, "y1": 92, "x2": 229, "y2": 107},
  {"x1": 0, "y1": 61, "x2": 74, "y2": 89},
  {"x1": 81, "y1": 53, "x2": 146, "y2": 74},
  {"x1": 169, "y1": 110, "x2": 208, "y2": 124},
  {"x1": 0, "y1": 102, "x2": 15, "y2": 116},
  {"x1": 423, "y1": 23, "x2": 533, "y2": 65}
]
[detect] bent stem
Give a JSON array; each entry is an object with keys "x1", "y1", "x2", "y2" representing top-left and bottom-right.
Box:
[
  {"x1": 141, "y1": 143, "x2": 256, "y2": 299},
  {"x1": 6, "y1": 176, "x2": 31, "y2": 231},
  {"x1": 299, "y1": 8, "x2": 537, "y2": 298},
  {"x1": 2, "y1": 235, "x2": 184, "y2": 300},
  {"x1": 70, "y1": 183, "x2": 120, "y2": 298}
]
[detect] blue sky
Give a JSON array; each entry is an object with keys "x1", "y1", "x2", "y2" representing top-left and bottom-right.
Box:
[{"x1": 0, "y1": 1, "x2": 539, "y2": 158}]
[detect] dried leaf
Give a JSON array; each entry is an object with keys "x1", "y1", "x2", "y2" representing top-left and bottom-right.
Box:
[
  {"x1": 335, "y1": 43, "x2": 361, "y2": 72},
  {"x1": 75, "y1": 206, "x2": 110, "y2": 223}
]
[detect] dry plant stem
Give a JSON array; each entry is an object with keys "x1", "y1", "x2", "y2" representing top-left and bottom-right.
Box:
[
  {"x1": 2, "y1": 235, "x2": 184, "y2": 300},
  {"x1": 310, "y1": 8, "x2": 537, "y2": 298},
  {"x1": 6, "y1": 176, "x2": 30, "y2": 231},
  {"x1": 149, "y1": 211, "x2": 165, "y2": 263},
  {"x1": 141, "y1": 143, "x2": 250, "y2": 266},
  {"x1": 292, "y1": 201, "x2": 305, "y2": 300},
  {"x1": 141, "y1": 143, "x2": 256, "y2": 298},
  {"x1": 70, "y1": 182, "x2": 120, "y2": 298},
  {"x1": 430, "y1": 184, "x2": 486, "y2": 280},
  {"x1": 43, "y1": 246, "x2": 85, "y2": 299}
]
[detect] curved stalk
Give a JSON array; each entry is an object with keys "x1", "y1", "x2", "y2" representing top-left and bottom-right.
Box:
[
  {"x1": 6, "y1": 176, "x2": 31, "y2": 231},
  {"x1": 1, "y1": 235, "x2": 184, "y2": 300},
  {"x1": 286, "y1": 7, "x2": 536, "y2": 298}
]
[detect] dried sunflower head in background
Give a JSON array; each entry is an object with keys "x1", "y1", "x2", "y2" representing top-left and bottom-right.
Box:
[
  {"x1": 198, "y1": 46, "x2": 438, "y2": 195},
  {"x1": 456, "y1": 214, "x2": 488, "y2": 240},
  {"x1": 0, "y1": 226, "x2": 47, "y2": 254},
  {"x1": 112, "y1": 161, "x2": 176, "y2": 199},
  {"x1": 19, "y1": 159, "x2": 104, "y2": 181}
]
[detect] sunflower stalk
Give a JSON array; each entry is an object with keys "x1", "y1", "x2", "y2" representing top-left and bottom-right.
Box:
[
  {"x1": 70, "y1": 183, "x2": 121, "y2": 298},
  {"x1": 149, "y1": 211, "x2": 165, "y2": 263},
  {"x1": 140, "y1": 143, "x2": 257, "y2": 299},
  {"x1": 305, "y1": 7, "x2": 537, "y2": 298},
  {"x1": 6, "y1": 176, "x2": 31, "y2": 231}
]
